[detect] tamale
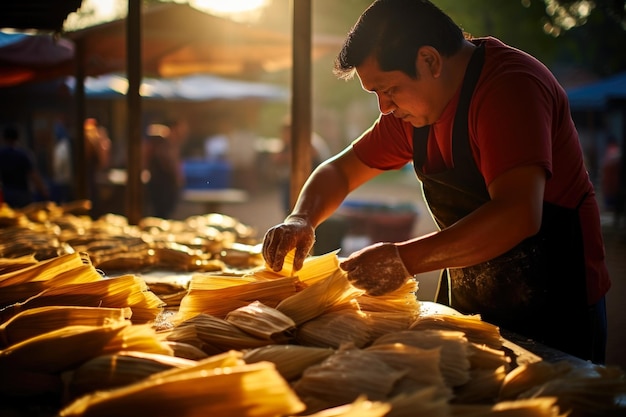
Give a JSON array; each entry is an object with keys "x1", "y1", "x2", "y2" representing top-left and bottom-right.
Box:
[
  {"x1": 365, "y1": 343, "x2": 451, "y2": 401},
  {"x1": 410, "y1": 312, "x2": 503, "y2": 349},
  {"x1": 293, "y1": 347, "x2": 406, "y2": 414},
  {"x1": 59, "y1": 361, "x2": 305, "y2": 417},
  {"x1": 0, "y1": 254, "x2": 38, "y2": 275},
  {"x1": 166, "y1": 313, "x2": 270, "y2": 355},
  {"x1": 0, "y1": 252, "x2": 86, "y2": 287},
  {"x1": 225, "y1": 301, "x2": 296, "y2": 343},
  {"x1": 291, "y1": 395, "x2": 391, "y2": 417},
  {"x1": 296, "y1": 309, "x2": 372, "y2": 348},
  {"x1": 373, "y1": 329, "x2": 471, "y2": 388},
  {"x1": 175, "y1": 274, "x2": 298, "y2": 323},
  {"x1": 243, "y1": 344, "x2": 334, "y2": 381},
  {"x1": 1, "y1": 274, "x2": 165, "y2": 324},
  {"x1": 276, "y1": 270, "x2": 364, "y2": 326},
  {"x1": 450, "y1": 397, "x2": 564, "y2": 417},
  {"x1": 453, "y1": 365, "x2": 509, "y2": 404},
  {"x1": 0, "y1": 321, "x2": 130, "y2": 374},
  {"x1": 387, "y1": 386, "x2": 451, "y2": 417},
  {"x1": 0, "y1": 305, "x2": 131, "y2": 348},
  {"x1": 67, "y1": 351, "x2": 197, "y2": 399}
]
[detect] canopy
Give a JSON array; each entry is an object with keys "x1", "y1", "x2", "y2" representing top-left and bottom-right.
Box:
[
  {"x1": 65, "y1": 73, "x2": 288, "y2": 101},
  {"x1": 567, "y1": 71, "x2": 626, "y2": 111},
  {"x1": 0, "y1": 32, "x2": 74, "y2": 87},
  {"x1": 65, "y1": 2, "x2": 337, "y2": 80}
]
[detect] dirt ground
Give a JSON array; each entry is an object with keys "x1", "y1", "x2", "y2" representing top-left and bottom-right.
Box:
[{"x1": 173, "y1": 169, "x2": 626, "y2": 370}]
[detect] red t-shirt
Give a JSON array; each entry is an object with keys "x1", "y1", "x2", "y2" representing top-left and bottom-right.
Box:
[{"x1": 353, "y1": 37, "x2": 610, "y2": 304}]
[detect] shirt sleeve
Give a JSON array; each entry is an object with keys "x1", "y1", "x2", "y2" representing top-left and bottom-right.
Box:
[{"x1": 352, "y1": 114, "x2": 415, "y2": 170}]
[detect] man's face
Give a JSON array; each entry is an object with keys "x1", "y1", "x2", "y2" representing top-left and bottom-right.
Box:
[{"x1": 356, "y1": 54, "x2": 444, "y2": 127}]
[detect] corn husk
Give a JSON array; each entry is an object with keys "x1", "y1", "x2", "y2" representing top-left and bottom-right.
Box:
[
  {"x1": 293, "y1": 347, "x2": 406, "y2": 414},
  {"x1": 163, "y1": 341, "x2": 209, "y2": 360},
  {"x1": 0, "y1": 252, "x2": 87, "y2": 287},
  {"x1": 454, "y1": 365, "x2": 509, "y2": 404},
  {"x1": 355, "y1": 279, "x2": 420, "y2": 316},
  {"x1": 410, "y1": 313, "x2": 502, "y2": 349},
  {"x1": 365, "y1": 343, "x2": 451, "y2": 401},
  {"x1": 0, "y1": 254, "x2": 38, "y2": 275},
  {"x1": 175, "y1": 274, "x2": 298, "y2": 323},
  {"x1": 59, "y1": 360, "x2": 305, "y2": 417},
  {"x1": 0, "y1": 305, "x2": 131, "y2": 348},
  {"x1": 243, "y1": 344, "x2": 334, "y2": 381},
  {"x1": 373, "y1": 329, "x2": 471, "y2": 388},
  {"x1": 166, "y1": 313, "x2": 270, "y2": 355},
  {"x1": 225, "y1": 300, "x2": 296, "y2": 342},
  {"x1": 499, "y1": 360, "x2": 573, "y2": 400},
  {"x1": 0, "y1": 274, "x2": 165, "y2": 324},
  {"x1": 450, "y1": 397, "x2": 565, "y2": 417},
  {"x1": 293, "y1": 395, "x2": 391, "y2": 417},
  {"x1": 67, "y1": 350, "x2": 198, "y2": 399},
  {"x1": 0, "y1": 321, "x2": 130, "y2": 374},
  {"x1": 363, "y1": 311, "x2": 415, "y2": 341},
  {"x1": 0, "y1": 265, "x2": 108, "y2": 310},
  {"x1": 296, "y1": 309, "x2": 372, "y2": 349},
  {"x1": 101, "y1": 324, "x2": 173, "y2": 356},
  {"x1": 387, "y1": 386, "x2": 451, "y2": 417},
  {"x1": 515, "y1": 364, "x2": 626, "y2": 415},
  {"x1": 276, "y1": 270, "x2": 364, "y2": 326},
  {"x1": 468, "y1": 342, "x2": 511, "y2": 371}
]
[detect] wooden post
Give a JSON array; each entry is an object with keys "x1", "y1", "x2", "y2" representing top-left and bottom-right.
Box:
[
  {"x1": 290, "y1": 0, "x2": 312, "y2": 212},
  {"x1": 126, "y1": 0, "x2": 143, "y2": 224}
]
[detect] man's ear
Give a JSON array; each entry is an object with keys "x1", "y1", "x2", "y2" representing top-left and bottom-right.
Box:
[{"x1": 417, "y1": 46, "x2": 442, "y2": 78}]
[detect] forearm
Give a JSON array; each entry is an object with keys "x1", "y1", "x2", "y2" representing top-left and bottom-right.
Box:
[
  {"x1": 397, "y1": 198, "x2": 539, "y2": 274},
  {"x1": 288, "y1": 163, "x2": 351, "y2": 228},
  {"x1": 288, "y1": 147, "x2": 381, "y2": 229}
]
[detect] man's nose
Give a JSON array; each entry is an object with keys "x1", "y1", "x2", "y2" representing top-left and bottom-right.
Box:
[{"x1": 377, "y1": 94, "x2": 395, "y2": 115}]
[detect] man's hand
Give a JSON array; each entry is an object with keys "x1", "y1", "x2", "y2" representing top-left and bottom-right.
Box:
[
  {"x1": 340, "y1": 242, "x2": 412, "y2": 296},
  {"x1": 262, "y1": 215, "x2": 316, "y2": 272}
]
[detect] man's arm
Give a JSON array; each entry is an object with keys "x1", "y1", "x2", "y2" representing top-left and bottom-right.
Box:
[
  {"x1": 263, "y1": 146, "x2": 382, "y2": 272},
  {"x1": 397, "y1": 164, "x2": 546, "y2": 274}
]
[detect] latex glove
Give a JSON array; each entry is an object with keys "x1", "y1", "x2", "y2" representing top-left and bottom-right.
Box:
[
  {"x1": 262, "y1": 215, "x2": 315, "y2": 273},
  {"x1": 340, "y1": 242, "x2": 412, "y2": 296}
]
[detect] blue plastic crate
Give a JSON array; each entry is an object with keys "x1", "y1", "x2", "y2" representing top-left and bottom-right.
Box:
[{"x1": 183, "y1": 160, "x2": 232, "y2": 189}]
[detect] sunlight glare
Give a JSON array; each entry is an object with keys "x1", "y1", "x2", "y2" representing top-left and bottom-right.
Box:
[{"x1": 191, "y1": 0, "x2": 269, "y2": 21}]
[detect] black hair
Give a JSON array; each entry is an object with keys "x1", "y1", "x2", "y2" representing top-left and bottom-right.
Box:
[{"x1": 334, "y1": 0, "x2": 465, "y2": 80}]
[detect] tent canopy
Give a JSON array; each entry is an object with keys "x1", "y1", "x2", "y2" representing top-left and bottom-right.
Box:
[
  {"x1": 65, "y1": 2, "x2": 338, "y2": 80},
  {"x1": 567, "y1": 71, "x2": 626, "y2": 111},
  {"x1": 65, "y1": 73, "x2": 288, "y2": 101},
  {"x1": 0, "y1": 32, "x2": 74, "y2": 87}
]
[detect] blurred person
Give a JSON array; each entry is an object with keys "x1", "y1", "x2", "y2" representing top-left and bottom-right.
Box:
[
  {"x1": 51, "y1": 121, "x2": 73, "y2": 204},
  {"x1": 0, "y1": 124, "x2": 49, "y2": 208},
  {"x1": 84, "y1": 118, "x2": 111, "y2": 211},
  {"x1": 262, "y1": 0, "x2": 610, "y2": 363},
  {"x1": 274, "y1": 115, "x2": 332, "y2": 214},
  {"x1": 143, "y1": 119, "x2": 187, "y2": 218},
  {"x1": 600, "y1": 135, "x2": 623, "y2": 227}
]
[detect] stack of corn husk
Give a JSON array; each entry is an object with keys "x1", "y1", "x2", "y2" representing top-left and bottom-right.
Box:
[
  {"x1": 0, "y1": 235, "x2": 625, "y2": 416},
  {"x1": 0, "y1": 200, "x2": 262, "y2": 272}
]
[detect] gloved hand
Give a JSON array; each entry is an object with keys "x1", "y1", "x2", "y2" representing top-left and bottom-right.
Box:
[
  {"x1": 262, "y1": 215, "x2": 316, "y2": 272},
  {"x1": 340, "y1": 242, "x2": 412, "y2": 296}
]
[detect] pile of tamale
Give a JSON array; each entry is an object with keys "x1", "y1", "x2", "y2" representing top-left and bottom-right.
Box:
[
  {"x1": 0, "y1": 203, "x2": 625, "y2": 416},
  {"x1": 0, "y1": 200, "x2": 263, "y2": 273}
]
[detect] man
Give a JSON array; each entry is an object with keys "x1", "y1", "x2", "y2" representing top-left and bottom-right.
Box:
[
  {"x1": 262, "y1": 0, "x2": 610, "y2": 363},
  {"x1": 0, "y1": 125, "x2": 49, "y2": 208}
]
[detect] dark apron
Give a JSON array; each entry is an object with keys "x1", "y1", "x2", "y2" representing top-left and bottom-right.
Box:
[{"x1": 411, "y1": 42, "x2": 595, "y2": 360}]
